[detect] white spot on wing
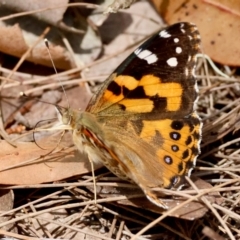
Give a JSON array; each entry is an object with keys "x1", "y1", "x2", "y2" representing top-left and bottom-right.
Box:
[
  {"x1": 181, "y1": 29, "x2": 186, "y2": 33},
  {"x1": 167, "y1": 57, "x2": 178, "y2": 67},
  {"x1": 159, "y1": 30, "x2": 171, "y2": 38},
  {"x1": 174, "y1": 38, "x2": 179, "y2": 43},
  {"x1": 176, "y1": 47, "x2": 182, "y2": 54},
  {"x1": 134, "y1": 49, "x2": 158, "y2": 64}
]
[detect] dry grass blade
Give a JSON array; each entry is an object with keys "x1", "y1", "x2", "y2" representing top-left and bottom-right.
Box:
[{"x1": 202, "y1": 226, "x2": 225, "y2": 240}]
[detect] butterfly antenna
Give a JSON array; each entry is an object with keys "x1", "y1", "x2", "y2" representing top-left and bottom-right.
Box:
[
  {"x1": 33, "y1": 119, "x2": 57, "y2": 150},
  {"x1": 44, "y1": 39, "x2": 70, "y2": 110},
  {"x1": 19, "y1": 92, "x2": 63, "y2": 108}
]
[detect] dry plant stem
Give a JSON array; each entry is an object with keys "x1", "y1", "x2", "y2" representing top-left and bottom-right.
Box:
[
  {"x1": 21, "y1": 78, "x2": 104, "y2": 95},
  {"x1": 0, "y1": 229, "x2": 40, "y2": 240},
  {"x1": 0, "y1": 3, "x2": 100, "y2": 22},
  {"x1": 213, "y1": 204, "x2": 240, "y2": 222},
  {"x1": 218, "y1": 148, "x2": 240, "y2": 165},
  {"x1": 123, "y1": 227, "x2": 135, "y2": 239},
  {"x1": 211, "y1": 83, "x2": 240, "y2": 91},
  {"x1": 202, "y1": 226, "x2": 225, "y2": 240},
  {"x1": 185, "y1": 177, "x2": 234, "y2": 240},
  {"x1": 116, "y1": 220, "x2": 125, "y2": 240},
  {"x1": 115, "y1": 205, "x2": 189, "y2": 239},
  {"x1": 219, "y1": 137, "x2": 240, "y2": 150},
  {"x1": 4, "y1": 182, "x2": 240, "y2": 195},
  {"x1": 222, "y1": 190, "x2": 240, "y2": 223},
  {"x1": 204, "y1": 99, "x2": 239, "y2": 121},
  {"x1": 210, "y1": 103, "x2": 240, "y2": 126},
  {"x1": 198, "y1": 167, "x2": 240, "y2": 172},
  {"x1": 30, "y1": 203, "x2": 53, "y2": 238},
  {"x1": 229, "y1": 227, "x2": 240, "y2": 235},
  {"x1": 198, "y1": 75, "x2": 240, "y2": 83},
  {"x1": 0, "y1": 76, "x2": 19, "y2": 82},
  {"x1": 0, "y1": 196, "x2": 148, "y2": 229},
  {"x1": 61, "y1": 33, "x2": 80, "y2": 69},
  {"x1": 111, "y1": 203, "x2": 191, "y2": 240},
  {"x1": 61, "y1": 213, "x2": 87, "y2": 239},
  {"x1": 33, "y1": 216, "x2": 114, "y2": 240},
  {"x1": 108, "y1": 216, "x2": 117, "y2": 238},
  {"x1": 0, "y1": 178, "x2": 95, "y2": 218},
  {"x1": 1, "y1": 182, "x2": 137, "y2": 190},
  {"x1": 203, "y1": 0, "x2": 240, "y2": 17},
  {"x1": 2, "y1": 70, "x2": 74, "y2": 89},
  {"x1": 96, "y1": 203, "x2": 150, "y2": 226},
  {"x1": 131, "y1": 178, "x2": 240, "y2": 240}
]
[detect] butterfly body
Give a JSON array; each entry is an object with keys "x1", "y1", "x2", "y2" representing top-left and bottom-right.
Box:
[{"x1": 57, "y1": 22, "x2": 202, "y2": 209}]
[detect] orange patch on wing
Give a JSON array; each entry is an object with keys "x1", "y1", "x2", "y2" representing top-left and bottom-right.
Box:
[
  {"x1": 114, "y1": 75, "x2": 139, "y2": 90},
  {"x1": 140, "y1": 119, "x2": 173, "y2": 140},
  {"x1": 139, "y1": 75, "x2": 160, "y2": 86},
  {"x1": 140, "y1": 75, "x2": 183, "y2": 111},
  {"x1": 103, "y1": 74, "x2": 183, "y2": 112},
  {"x1": 119, "y1": 99, "x2": 154, "y2": 112},
  {"x1": 103, "y1": 89, "x2": 124, "y2": 104},
  {"x1": 103, "y1": 75, "x2": 139, "y2": 104},
  {"x1": 140, "y1": 119, "x2": 195, "y2": 145},
  {"x1": 166, "y1": 96, "x2": 182, "y2": 111}
]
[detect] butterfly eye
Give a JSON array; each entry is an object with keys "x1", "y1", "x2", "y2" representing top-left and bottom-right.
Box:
[
  {"x1": 55, "y1": 106, "x2": 71, "y2": 125},
  {"x1": 62, "y1": 111, "x2": 71, "y2": 125}
]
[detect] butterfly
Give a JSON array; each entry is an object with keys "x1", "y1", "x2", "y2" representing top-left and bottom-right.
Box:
[{"x1": 57, "y1": 22, "x2": 202, "y2": 209}]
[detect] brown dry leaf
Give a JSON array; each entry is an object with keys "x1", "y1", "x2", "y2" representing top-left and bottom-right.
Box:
[
  {"x1": 0, "y1": 17, "x2": 73, "y2": 70},
  {"x1": 0, "y1": 0, "x2": 69, "y2": 25},
  {"x1": 0, "y1": 1, "x2": 102, "y2": 69},
  {"x1": 0, "y1": 140, "x2": 103, "y2": 185},
  {"x1": 88, "y1": 178, "x2": 222, "y2": 220},
  {"x1": 0, "y1": 190, "x2": 14, "y2": 231},
  {"x1": 151, "y1": 0, "x2": 240, "y2": 66}
]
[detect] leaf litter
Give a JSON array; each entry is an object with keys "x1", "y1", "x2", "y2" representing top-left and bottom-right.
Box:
[{"x1": 0, "y1": 1, "x2": 239, "y2": 240}]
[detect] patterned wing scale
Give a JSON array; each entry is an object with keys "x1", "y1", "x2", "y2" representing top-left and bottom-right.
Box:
[{"x1": 80, "y1": 22, "x2": 202, "y2": 208}]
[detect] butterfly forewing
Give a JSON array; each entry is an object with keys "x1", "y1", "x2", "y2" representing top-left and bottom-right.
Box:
[{"x1": 87, "y1": 22, "x2": 200, "y2": 119}]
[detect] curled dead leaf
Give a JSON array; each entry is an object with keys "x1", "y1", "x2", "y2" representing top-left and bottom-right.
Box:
[
  {"x1": 0, "y1": 140, "x2": 103, "y2": 185},
  {"x1": 151, "y1": 0, "x2": 240, "y2": 66}
]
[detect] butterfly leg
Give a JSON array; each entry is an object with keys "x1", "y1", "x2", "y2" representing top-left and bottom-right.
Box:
[{"x1": 88, "y1": 157, "x2": 97, "y2": 205}]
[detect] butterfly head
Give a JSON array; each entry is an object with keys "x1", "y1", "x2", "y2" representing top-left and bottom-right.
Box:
[
  {"x1": 56, "y1": 105, "x2": 104, "y2": 137},
  {"x1": 56, "y1": 105, "x2": 72, "y2": 125}
]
